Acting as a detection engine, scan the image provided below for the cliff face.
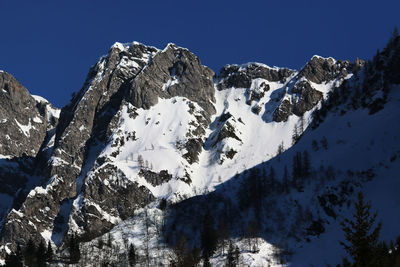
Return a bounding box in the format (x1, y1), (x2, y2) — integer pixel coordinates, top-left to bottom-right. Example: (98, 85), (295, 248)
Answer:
(0, 39), (372, 260)
(0, 71), (53, 158)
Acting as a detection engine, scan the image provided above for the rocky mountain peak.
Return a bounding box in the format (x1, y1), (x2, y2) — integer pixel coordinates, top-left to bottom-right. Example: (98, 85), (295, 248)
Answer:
(0, 41), (219, 251)
(125, 41), (216, 118)
(300, 55), (352, 84)
(217, 63), (294, 90)
(0, 71), (56, 158)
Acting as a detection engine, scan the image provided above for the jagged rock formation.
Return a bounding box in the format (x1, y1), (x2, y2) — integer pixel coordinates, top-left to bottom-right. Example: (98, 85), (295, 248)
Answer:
(217, 63), (293, 90)
(0, 71), (54, 158)
(0, 42), (217, 251)
(272, 56), (353, 122)
(300, 56), (352, 84)
(0, 38), (375, 262)
(0, 73), (60, 244)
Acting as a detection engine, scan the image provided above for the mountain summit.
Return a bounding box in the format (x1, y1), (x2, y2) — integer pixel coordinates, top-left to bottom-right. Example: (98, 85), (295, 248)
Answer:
(0, 33), (399, 266)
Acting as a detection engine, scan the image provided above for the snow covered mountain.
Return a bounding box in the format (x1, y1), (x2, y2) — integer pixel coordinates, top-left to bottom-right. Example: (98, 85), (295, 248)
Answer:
(0, 31), (398, 266)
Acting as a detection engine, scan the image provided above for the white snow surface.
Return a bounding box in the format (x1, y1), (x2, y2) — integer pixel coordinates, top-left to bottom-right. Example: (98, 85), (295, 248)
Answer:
(14, 118), (33, 137)
(32, 94), (50, 103)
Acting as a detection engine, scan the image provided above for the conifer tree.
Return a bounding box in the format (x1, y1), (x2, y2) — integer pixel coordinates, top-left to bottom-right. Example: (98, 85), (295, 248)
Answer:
(68, 233), (81, 263)
(292, 125), (299, 145)
(45, 241), (53, 263)
(203, 256), (212, 267)
(24, 238), (37, 267)
(340, 192), (382, 267)
(225, 241), (237, 267)
(302, 150), (311, 178)
(276, 141), (284, 157)
(128, 243), (136, 267)
(36, 240), (46, 267)
(218, 219), (229, 255)
(282, 166), (290, 193)
(201, 210), (218, 259)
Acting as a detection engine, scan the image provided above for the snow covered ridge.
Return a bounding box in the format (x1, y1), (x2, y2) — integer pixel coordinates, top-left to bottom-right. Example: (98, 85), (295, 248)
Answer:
(0, 39), (354, 255)
(1, 33), (399, 266)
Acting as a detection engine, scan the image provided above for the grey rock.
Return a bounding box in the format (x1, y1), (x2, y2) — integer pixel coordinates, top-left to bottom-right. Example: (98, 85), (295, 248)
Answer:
(273, 99), (293, 122)
(0, 42), (218, 250)
(125, 44), (216, 121)
(218, 63), (293, 90)
(183, 138), (203, 165)
(139, 169), (173, 187)
(272, 82), (323, 122)
(70, 164), (155, 241)
(0, 72), (49, 158)
(300, 56), (352, 84)
(291, 81), (323, 116)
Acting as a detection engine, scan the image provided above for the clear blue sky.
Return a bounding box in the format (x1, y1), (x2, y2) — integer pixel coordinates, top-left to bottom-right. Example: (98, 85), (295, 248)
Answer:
(0, 0), (399, 107)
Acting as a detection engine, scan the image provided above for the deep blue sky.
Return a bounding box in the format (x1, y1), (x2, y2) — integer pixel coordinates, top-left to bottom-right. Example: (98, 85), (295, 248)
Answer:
(0, 0), (399, 108)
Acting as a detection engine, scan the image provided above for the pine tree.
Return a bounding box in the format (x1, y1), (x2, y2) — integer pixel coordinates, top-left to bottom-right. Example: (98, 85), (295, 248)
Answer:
(292, 152), (304, 191)
(36, 240), (46, 267)
(320, 136), (328, 150)
(137, 154), (144, 168)
(276, 141), (284, 157)
(225, 241), (237, 267)
(299, 115), (305, 133)
(16, 245), (23, 266)
(203, 256), (212, 267)
(24, 238), (37, 267)
(234, 246), (240, 265)
(312, 139), (319, 151)
(340, 192), (382, 267)
(69, 233), (81, 263)
(45, 241), (53, 263)
(218, 220), (229, 255)
(282, 166), (290, 193)
(302, 150), (311, 178)
(201, 210), (218, 259)
(128, 243), (136, 267)
(292, 124), (299, 145)
(246, 221), (259, 253)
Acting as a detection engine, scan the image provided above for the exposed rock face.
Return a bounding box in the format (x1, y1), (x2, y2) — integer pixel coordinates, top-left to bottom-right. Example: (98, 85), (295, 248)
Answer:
(272, 82), (323, 123)
(291, 81), (323, 116)
(300, 56), (352, 84)
(0, 73), (60, 241)
(273, 99), (293, 122)
(0, 72), (49, 158)
(0, 42), (218, 250)
(139, 169), (173, 187)
(70, 164), (155, 241)
(271, 56), (353, 122)
(0, 43), (159, 249)
(218, 63), (293, 90)
(126, 43), (216, 120)
(0, 42), (361, 258)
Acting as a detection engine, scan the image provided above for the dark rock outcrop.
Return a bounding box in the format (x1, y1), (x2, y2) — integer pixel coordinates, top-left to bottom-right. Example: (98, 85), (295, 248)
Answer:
(291, 81), (323, 116)
(70, 164), (155, 241)
(273, 99), (293, 122)
(126, 43), (216, 120)
(139, 169), (173, 187)
(0, 72), (49, 158)
(0, 42), (218, 250)
(218, 63), (293, 90)
(300, 56), (352, 84)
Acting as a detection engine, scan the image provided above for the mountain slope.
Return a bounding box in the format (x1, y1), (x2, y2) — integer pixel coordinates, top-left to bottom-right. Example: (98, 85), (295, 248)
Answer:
(0, 32), (398, 266)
